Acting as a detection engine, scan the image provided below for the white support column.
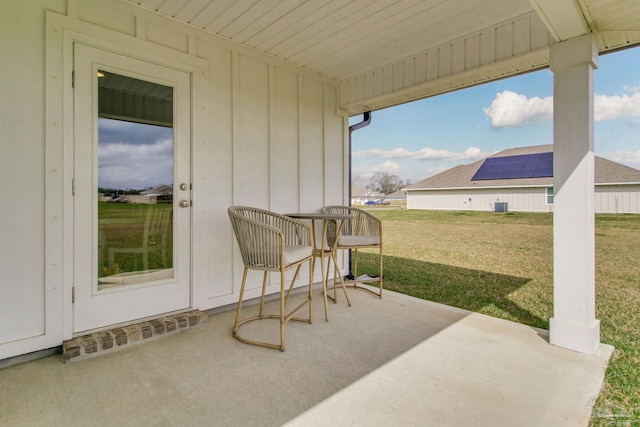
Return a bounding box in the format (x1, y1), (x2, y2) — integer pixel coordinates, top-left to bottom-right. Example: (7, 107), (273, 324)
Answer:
(549, 34), (600, 355)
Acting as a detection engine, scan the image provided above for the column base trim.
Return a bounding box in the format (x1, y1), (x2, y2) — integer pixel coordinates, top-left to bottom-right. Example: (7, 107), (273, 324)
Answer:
(549, 317), (601, 355)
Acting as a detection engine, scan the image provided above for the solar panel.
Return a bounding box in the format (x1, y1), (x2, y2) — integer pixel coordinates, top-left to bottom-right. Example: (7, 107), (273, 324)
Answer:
(471, 152), (553, 181)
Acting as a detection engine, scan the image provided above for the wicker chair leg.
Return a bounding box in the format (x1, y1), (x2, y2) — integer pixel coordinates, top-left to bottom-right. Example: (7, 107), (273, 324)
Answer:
(284, 264), (302, 303)
(378, 247), (383, 298)
(353, 248), (359, 289)
(279, 270), (286, 352)
(321, 256), (329, 321)
(233, 267), (250, 335)
(308, 257), (314, 323)
(330, 252), (351, 306)
(259, 271), (268, 317)
(346, 248), (383, 298)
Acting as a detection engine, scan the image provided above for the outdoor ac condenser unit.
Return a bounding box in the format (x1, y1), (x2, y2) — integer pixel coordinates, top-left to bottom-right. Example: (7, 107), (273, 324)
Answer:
(495, 202), (508, 213)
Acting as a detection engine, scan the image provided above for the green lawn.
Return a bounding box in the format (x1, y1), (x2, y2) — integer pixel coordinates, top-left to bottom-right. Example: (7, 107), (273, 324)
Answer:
(356, 209), (639, 425)
(98, 202), (173, 277)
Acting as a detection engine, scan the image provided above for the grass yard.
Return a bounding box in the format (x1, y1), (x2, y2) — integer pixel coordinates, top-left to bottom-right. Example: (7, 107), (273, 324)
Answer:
(356, 209), (639, 426)
(98, 202), (173, 277)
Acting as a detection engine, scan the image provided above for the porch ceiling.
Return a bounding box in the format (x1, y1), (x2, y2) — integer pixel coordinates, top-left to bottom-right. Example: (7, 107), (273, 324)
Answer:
(127, 0), (640, 113)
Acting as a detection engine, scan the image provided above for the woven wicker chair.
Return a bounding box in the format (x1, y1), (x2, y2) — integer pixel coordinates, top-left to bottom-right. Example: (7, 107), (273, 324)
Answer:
(321, 206), (383, 298)
(228, 206), (314, 351)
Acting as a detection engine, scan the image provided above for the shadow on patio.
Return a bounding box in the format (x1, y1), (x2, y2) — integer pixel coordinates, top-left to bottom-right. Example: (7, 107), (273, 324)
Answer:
(379, 254), (547, 328)
(0, 284), (611, 426)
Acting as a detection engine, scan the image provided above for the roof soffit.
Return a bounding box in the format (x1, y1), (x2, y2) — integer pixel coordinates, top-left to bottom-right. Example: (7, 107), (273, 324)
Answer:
(528, 0), (589, 41)
(123, 0), (640, 113)
(124, 0), (536, 81)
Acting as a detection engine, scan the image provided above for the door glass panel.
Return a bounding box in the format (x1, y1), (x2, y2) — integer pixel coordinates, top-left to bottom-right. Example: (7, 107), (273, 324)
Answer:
(97, 70), (174, 289)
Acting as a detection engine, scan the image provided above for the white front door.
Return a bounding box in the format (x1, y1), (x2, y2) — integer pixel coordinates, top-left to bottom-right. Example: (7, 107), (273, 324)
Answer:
(73, 43), (192, 333)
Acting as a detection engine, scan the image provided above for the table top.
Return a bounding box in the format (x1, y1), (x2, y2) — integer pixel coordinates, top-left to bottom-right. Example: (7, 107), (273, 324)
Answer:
(285, 212), (353, 220)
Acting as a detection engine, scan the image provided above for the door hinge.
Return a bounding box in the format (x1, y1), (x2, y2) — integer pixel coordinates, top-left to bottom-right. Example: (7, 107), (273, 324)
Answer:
(72, 178), (76, 196)
(72, 287), (75, 304)
(72, 70), (75, 88)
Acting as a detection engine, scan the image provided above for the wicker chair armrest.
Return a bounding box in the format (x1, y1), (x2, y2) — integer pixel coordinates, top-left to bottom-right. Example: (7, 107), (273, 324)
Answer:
(228, 214), (283, 269)
(228, 206), (312, 270)
(322, 205), (382, 239)
(358, 209), (382, 237)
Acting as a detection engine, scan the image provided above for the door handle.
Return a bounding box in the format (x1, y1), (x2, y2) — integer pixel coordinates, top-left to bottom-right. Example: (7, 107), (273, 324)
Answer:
(179, 200), (191, 208)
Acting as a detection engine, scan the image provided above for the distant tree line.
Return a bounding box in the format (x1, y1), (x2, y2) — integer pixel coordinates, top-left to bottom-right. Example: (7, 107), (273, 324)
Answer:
(98, 187), (144, 196)
(353, 172), (410, 195)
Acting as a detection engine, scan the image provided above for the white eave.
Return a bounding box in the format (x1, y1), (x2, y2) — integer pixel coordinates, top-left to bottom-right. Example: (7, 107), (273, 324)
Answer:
(404, 184), (553, 192)
(405, 181), (640, 192)
(126, 0), (640, 115)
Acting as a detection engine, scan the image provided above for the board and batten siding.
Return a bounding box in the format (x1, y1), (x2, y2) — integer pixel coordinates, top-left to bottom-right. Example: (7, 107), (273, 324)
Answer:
(407, 187), (553, 213)
(408, 185), (640, 213)
(595, 184), (640, 213)
(0, 0), (347, 360)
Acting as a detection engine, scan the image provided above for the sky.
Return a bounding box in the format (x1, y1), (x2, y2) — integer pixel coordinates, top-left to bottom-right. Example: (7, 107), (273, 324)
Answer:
(98, 118), (173, 190)
(351, 46), (640, 186)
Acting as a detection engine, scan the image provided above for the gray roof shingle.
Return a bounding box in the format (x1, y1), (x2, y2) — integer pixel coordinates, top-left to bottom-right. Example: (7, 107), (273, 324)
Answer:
(405, 145), (640, 190)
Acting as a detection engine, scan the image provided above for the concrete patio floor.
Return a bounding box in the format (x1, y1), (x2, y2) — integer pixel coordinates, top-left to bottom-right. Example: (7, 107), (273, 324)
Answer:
(0, 286), (613, 426)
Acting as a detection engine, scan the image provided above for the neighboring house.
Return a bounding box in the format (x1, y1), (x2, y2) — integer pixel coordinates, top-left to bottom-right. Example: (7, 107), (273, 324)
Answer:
(405, 145), (640, 213)
(385, 189), (408, 206)
(140, 185), (173, 203)
(350, 185), (368, 205)
(351, 186), (385, 205)
(140, 185), (173, 196)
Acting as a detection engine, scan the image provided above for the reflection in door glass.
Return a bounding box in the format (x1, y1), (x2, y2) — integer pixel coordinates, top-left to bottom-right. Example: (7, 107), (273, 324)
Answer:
(96, 70), (174, 289)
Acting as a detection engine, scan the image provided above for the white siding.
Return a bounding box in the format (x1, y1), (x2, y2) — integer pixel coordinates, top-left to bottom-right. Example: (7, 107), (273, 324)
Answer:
(234, 54), (270, 208)
(1, 0), (68, 352)
(595, 185), (640, 213)
(300, 77), (325, 211)
(0, 0), (347, 359)
(407, 187), (553, 213)
(408, 185), (640, 213)
(270, 66), (300, 214)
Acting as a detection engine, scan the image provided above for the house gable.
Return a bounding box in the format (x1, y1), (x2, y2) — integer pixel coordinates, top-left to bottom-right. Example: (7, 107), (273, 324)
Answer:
(406, 145), (640, 191)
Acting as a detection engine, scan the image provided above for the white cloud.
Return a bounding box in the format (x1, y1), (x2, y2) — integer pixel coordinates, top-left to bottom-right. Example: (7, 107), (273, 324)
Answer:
(413, 146), (485, 161)
(353, 146), (487, 162)
(352, 147), (414, 158)
(485, 89), (640, 128)
(352, 161), (401, 177)
(594, 92), (640, 121)
(365, 160), (400, 173)
(623, 84), (640, 93)
(483, 90), (552, 128)
(99, 138), (173, 189)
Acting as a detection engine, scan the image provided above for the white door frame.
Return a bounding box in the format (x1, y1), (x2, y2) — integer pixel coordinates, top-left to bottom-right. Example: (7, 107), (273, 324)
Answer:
(73, 43), (193, 333)
(48, 12), (208, 340)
